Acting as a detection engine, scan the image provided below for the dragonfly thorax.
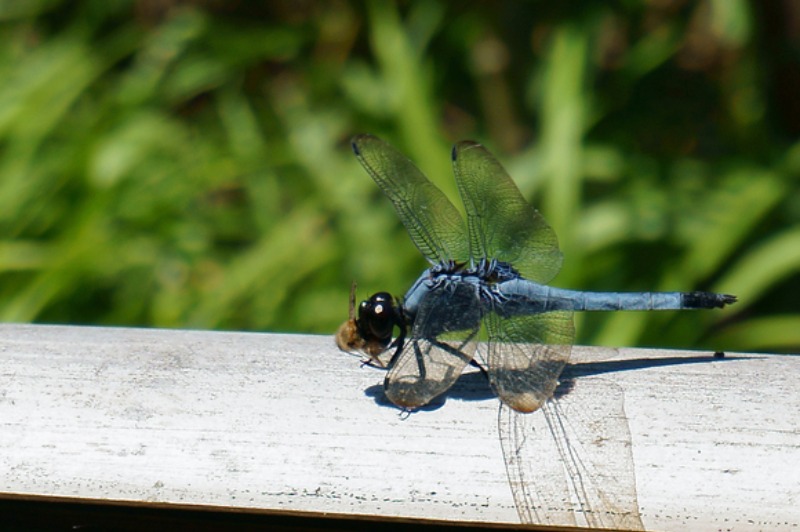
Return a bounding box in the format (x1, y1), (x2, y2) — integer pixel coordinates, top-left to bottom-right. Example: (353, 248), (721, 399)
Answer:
(402, 258), (521, 323)
(429, 258), (519, 281)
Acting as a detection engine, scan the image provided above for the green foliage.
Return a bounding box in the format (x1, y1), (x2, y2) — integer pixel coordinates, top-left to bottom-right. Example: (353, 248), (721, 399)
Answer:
(0, 1), (798, 353)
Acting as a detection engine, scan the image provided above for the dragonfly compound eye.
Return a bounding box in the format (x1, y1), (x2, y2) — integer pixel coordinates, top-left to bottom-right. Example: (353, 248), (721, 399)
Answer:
(357, 292), (400, 345)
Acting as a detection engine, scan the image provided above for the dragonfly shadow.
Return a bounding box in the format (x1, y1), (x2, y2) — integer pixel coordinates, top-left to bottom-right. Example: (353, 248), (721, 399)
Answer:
(552, 352), (757, 400)
(364, 370), (495, 412)
(563, 352), (757, 380)
(364, 353), (756, 411)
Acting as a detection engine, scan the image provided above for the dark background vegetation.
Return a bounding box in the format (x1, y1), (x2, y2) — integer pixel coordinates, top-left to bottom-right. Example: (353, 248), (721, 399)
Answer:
(1, 0), (798, 353)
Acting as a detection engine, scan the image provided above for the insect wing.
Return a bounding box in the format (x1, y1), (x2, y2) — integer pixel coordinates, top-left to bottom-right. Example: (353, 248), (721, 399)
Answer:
(485, 311), (574, 413)
(384, 280), (480, 410)
(498, 377), (643, 530)
(352, 135), (468, 265)
(452, 141), (562, 284)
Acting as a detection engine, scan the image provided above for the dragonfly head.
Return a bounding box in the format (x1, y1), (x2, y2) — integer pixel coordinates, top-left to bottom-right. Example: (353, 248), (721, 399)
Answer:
(335, 283), (406, 367)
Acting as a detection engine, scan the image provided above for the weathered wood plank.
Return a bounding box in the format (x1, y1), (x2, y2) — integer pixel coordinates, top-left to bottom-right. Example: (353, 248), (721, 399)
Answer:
(0, 324), (797, 530)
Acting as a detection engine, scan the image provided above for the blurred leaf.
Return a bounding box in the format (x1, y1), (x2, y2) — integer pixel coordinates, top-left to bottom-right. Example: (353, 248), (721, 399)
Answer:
(0, 240), (52, 270)
(89, 112), (186, 187)
(539, 24), (589, 285)
(623, 20), (681, 80)
(0, 37), (97, 140)
(678, 169), (784, 280)
(365, 0), (451, 200)
(710, 0), (751, 46)
(715, 226), (800, 308)
(185, 208), (334, 329)
(713, 315), (800, 353)
(0, 0), (60, 19)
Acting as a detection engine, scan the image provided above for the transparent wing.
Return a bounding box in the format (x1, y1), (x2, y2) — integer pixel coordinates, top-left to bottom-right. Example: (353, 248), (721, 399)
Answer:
(384, 281), (480, 409)
(452, 140), (562, 284)
(352, 135), (468, 265)
(498, 377), (643, 530)
(485, 311), (574, 413)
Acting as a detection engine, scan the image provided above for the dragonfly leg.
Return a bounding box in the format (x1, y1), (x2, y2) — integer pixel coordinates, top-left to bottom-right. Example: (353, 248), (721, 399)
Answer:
(359, 358), (386, 370)
(468, 358), (489, 378)
(427, 326), (486, 376)
(385, 326), (407, 370)
(428, 339), (475, 366)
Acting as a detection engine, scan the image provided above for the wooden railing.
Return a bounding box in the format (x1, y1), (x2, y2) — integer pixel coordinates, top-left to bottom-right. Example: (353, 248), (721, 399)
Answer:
(1, 324), (797, 530)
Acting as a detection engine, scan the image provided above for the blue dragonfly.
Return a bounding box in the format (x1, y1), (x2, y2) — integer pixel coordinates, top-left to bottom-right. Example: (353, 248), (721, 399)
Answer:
(336, 134), (736, 414)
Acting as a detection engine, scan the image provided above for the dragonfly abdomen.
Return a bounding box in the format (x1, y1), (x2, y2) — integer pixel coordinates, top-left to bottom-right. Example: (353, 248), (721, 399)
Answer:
(497, 279), (736, 314)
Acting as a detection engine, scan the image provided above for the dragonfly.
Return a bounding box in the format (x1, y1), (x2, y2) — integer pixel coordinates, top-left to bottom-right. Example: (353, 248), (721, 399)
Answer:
(335, 134), (736, 414)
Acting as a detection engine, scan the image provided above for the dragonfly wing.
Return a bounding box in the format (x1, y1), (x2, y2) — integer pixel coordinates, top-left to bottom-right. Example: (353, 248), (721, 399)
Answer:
(352, 134), (468, 265)
(499, 377), (643, 530)
(485, 311), (574, 413)
(499, 400), (575, 526)
(452, 140), (562, 284)
(384, 280), (480, 409)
